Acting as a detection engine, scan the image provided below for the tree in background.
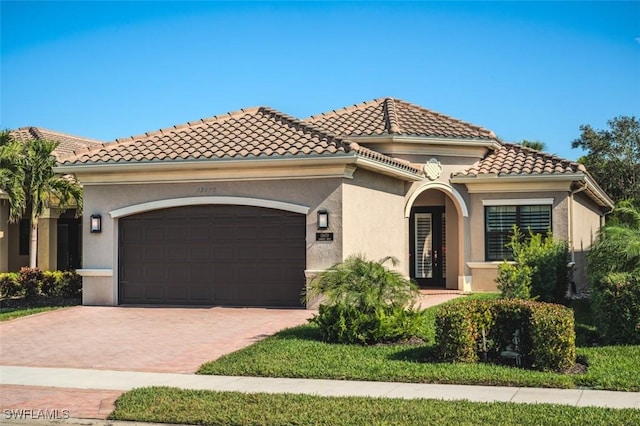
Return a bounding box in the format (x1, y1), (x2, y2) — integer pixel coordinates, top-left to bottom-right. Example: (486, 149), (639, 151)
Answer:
(22, 139), (83, 268)
(1, 133), (83, 268)
(571, 116), (640, 204)
(0, 131), (26, 222)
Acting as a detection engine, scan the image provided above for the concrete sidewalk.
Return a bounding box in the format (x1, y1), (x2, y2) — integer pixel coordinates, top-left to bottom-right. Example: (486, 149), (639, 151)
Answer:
(2, 366), (639, 411)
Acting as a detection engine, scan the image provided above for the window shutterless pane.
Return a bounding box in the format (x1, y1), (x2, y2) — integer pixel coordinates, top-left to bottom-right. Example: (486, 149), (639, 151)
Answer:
(485, 204), (552, 261)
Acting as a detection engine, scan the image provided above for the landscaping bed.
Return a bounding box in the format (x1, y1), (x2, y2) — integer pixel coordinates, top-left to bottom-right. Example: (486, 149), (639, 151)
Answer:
(198, 295), (640, 392)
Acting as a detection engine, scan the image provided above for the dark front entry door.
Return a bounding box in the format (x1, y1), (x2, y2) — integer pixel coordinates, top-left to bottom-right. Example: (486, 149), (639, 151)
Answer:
(410, 206), (445, 288)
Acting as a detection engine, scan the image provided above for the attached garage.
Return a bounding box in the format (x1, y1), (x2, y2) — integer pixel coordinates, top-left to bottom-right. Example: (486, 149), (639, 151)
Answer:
(118, 205), (306, 307)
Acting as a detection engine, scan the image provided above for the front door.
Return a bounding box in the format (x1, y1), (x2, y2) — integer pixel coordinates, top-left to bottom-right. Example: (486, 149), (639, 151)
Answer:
(410, 206), (445, 287)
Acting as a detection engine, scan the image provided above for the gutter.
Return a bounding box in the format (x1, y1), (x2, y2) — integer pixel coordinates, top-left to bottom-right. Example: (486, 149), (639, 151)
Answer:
(55, 152), (424, 182)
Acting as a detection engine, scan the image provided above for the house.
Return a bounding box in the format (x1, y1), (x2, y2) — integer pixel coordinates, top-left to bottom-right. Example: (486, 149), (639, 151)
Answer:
(53, 98), (613, 307)
(0, 127), (103, 273)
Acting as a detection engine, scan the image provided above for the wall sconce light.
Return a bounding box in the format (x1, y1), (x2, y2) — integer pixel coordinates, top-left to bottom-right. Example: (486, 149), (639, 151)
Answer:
(317, 209), (329, 230)
(90, 214), (102, 233)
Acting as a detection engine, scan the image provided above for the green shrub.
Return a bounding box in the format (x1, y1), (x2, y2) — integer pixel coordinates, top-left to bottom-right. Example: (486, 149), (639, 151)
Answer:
(435, 299), (576, 371)
(307, 254), (425, 344)
(496, 227), (570, 303)
(41, 270), (64, 297)
(60, 270), (82, 297)
(529, 302), (576, 371)
(18, 267), (43, 299)
(496, 261), (532, 299)
(590, 272), (640, 345)
(0, 272), (21, 298)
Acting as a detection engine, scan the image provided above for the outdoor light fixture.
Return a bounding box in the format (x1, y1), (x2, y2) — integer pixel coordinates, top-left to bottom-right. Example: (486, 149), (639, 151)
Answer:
(317, 209), (329, 230)
(90, 214), (102, 233)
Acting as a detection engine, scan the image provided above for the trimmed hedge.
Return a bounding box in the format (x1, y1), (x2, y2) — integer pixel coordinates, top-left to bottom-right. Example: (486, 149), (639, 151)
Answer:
(591, 272), (640, 345)
(435, 299), (575, 372)
(0, 268), (82, 299)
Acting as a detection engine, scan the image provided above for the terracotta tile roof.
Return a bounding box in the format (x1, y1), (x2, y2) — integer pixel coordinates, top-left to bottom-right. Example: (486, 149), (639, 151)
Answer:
(57, 107), (422, 175)
(453, 143), (587, 177)
(57, 107), (348, 165)
(305, 97), (498, 141)
(10, 127), (103, 159)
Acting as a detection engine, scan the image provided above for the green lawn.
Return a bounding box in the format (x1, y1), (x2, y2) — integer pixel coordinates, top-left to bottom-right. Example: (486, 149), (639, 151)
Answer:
(198, 294), (640, 392)
(109, 387), (640, 426)
(0, 305), (67, 321)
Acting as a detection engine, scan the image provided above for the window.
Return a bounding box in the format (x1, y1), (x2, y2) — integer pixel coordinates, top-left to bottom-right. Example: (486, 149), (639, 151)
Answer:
(485, 204), (551, 261)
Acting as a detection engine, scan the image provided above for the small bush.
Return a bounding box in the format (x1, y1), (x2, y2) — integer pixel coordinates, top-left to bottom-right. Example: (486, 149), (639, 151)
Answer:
(496, 261), (532, 299)
(307, 254), (425, 345)
(18, 267), (43, 299)
(60, 270), (82, 297)
(312, 303), (427, 345)
(41, 271), (65, 297)
(496, 227), (570, 303)
(435, 299), (576, 371)
(0, 273), (21, 298)
(590, 272), (640, 345)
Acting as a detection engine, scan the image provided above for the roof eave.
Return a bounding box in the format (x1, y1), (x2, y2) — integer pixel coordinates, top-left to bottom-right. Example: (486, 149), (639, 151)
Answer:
(349, 135), (502, 150)
(54, 154), (358, 175)
(450, 172), (615, 209)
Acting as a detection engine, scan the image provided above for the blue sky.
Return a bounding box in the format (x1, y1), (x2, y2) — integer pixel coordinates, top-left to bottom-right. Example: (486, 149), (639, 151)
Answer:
(1, 1), (638, 160)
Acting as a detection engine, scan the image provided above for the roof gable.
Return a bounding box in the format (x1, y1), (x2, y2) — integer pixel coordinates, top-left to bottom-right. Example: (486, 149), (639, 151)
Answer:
(305, 97), (498, 141)
(10, 127), (103, 159)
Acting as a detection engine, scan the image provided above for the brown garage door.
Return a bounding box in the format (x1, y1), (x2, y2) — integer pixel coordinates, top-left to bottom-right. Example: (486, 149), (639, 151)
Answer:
(118, 205), (306, 307)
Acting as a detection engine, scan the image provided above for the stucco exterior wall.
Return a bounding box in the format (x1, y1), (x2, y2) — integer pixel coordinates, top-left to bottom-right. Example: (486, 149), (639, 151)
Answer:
(80, 178), (344, 305)
(341, 169), (407, 274)
(466, 190), (570, 291)
(571, 192), (604, 292)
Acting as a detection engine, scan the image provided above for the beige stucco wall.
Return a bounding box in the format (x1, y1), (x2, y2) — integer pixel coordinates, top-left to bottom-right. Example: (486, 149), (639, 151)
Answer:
(571, 192), (604, 292)
(80, 178), (345, 305)
(341, 169), (407, 273)
(466, 190), (570, 291)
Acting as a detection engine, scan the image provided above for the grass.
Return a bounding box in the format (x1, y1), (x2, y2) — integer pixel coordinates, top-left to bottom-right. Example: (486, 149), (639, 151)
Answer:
(198, 294), (640, 392)
(109, 387), (640, 426)
(0, 305), (67, 321)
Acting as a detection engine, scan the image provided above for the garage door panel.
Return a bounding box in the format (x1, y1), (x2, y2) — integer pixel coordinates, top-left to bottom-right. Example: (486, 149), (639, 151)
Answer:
(119, 204), (305, 306)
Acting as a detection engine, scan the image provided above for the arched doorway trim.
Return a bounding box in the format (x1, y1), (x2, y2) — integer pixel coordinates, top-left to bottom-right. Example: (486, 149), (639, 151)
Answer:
(110, 196), (310, 218)
(404, 182), (469, 218)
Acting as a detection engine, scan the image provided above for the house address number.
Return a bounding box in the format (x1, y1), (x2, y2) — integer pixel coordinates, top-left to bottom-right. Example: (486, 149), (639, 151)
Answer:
(316, 232), (334, 242)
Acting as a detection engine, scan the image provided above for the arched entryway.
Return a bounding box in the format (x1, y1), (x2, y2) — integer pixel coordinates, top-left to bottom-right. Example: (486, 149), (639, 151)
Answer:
(405, 183), (468, 290)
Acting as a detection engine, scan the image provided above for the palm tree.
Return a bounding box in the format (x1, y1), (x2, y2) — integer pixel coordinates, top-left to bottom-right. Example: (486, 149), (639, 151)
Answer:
(0, 130), (26, 222)
(519, 140), (547, 152)
(21, 138), (83, 268)
(587, 200), (640, 283)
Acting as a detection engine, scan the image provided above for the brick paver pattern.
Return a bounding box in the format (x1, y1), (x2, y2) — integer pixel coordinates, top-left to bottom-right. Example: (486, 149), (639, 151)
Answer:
(1, 305), (314, 419)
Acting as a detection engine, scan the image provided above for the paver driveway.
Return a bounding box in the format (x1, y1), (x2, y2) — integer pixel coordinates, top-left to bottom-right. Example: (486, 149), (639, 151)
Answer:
(0, 305), (314, 373)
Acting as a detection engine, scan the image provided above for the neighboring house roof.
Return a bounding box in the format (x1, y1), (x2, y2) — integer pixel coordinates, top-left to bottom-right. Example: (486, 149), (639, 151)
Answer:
(10, 127), (104, 158)
(56, 106), (423, 176)
(305, 97), (499, 141)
